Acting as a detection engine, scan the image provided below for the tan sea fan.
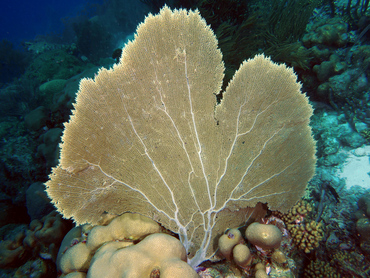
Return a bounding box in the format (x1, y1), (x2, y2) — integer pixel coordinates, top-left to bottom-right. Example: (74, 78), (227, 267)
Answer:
(46, 6), (316, 267)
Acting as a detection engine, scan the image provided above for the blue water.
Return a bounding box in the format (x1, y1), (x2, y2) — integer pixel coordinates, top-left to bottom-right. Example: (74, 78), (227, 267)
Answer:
(0, 0), (103, 46)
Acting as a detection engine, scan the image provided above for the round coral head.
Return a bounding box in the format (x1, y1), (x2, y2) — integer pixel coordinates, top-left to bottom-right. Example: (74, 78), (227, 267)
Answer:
(245, 222), (282, 250)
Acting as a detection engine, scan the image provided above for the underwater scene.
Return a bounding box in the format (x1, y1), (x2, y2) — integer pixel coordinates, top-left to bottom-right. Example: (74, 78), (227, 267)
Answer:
(0, 0), (370, 277)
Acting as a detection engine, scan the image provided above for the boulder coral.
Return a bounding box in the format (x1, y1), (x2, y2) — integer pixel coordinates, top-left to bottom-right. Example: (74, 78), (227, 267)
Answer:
(36, 128), (63, 168)
(217, 228), (244, 261)
(24, 106), (48, 131)
(232, 243), (252, 269)
(39, 79), (67, 96)
(57, 213), (198, 277)
(245, 222), (282, 250)
(87, 233), (198, 278)
(23, 211), (71, 261)
(217, 228), (254, 269)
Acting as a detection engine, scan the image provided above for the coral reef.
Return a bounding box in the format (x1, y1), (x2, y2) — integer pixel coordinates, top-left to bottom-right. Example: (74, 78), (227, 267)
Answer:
(23, 41), (77, 56)
(46, 6), (316, 267)
(14, 258), (52, 278)
(0, 231), (28, 268)
(1, 0), (370, 277)
(331, 250), (370, 277)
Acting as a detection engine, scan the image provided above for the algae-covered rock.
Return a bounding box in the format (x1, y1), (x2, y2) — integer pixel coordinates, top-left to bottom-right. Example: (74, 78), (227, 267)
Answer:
(36, 128), (63, 168)
(24, 49), (86, 84)
(39, 79), (67, 95)
(303, 17), (348, 48)
(24, 106), (48, 131)
(356, 218), (370, 243)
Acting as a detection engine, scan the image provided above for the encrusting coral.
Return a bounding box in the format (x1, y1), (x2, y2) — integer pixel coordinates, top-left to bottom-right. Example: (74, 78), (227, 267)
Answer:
(46, 5), (316, 267)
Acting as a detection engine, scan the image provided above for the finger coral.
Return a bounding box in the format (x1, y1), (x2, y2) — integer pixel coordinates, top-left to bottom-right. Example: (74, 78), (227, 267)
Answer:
(46, 6), (316, 267)
(290, 220), (324, 253)
(304, 260), (341, 278)
(275, 200), (323, 253)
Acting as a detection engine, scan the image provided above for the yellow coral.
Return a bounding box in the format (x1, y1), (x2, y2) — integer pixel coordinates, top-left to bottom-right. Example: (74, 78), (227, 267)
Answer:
(57, 213), (198, 277)
(245, 222), (282, 250)
(304, 260), (341, 278)
(277, 200), (323, 253)
(218, 228), (243, 261)
(291, 221), (324, 253)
